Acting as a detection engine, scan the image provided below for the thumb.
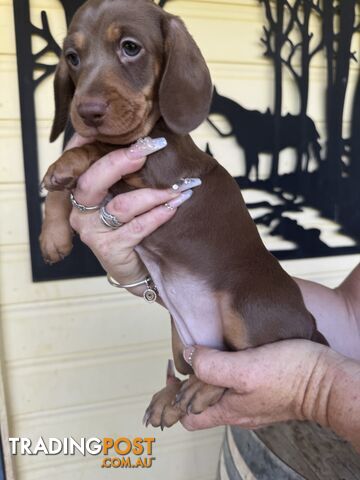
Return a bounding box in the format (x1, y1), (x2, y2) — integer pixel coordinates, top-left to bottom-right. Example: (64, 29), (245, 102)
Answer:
(183, 345), (246, 389)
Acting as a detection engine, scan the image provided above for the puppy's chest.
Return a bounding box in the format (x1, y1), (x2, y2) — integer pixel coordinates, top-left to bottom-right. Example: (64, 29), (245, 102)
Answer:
(135, 244), (225, 349)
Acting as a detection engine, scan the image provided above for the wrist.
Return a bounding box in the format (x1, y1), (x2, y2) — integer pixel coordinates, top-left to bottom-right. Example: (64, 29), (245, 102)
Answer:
(106, 268), (161, 304)
(106, 259), (148, 287)
(324, 356), (360, 449)
(294, 346), (339, 425)
(296, 346), (357, 429)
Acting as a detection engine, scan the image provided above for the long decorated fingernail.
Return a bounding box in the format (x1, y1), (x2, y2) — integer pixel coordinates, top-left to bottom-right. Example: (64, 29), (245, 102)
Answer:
(128, 137), (167, 159)
(164, 189), (193, 210)
(171, 178), (202, 192)
(183, 346), (196, 366)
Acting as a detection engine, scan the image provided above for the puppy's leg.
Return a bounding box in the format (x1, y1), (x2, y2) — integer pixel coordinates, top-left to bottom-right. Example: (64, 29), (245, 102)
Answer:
(42, 143), (110, 191)
(170, 317), (193, 376)
(144, 319), (186, 429)
(144, 318), (225, 428)
(39, 191), (73, 263)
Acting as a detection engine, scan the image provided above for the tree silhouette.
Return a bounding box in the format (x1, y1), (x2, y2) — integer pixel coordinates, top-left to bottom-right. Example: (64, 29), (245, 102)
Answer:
(260, 1), (326, 177)
(289, 1), (323, 173)
(323, 0), (357, 217)
(260, 0), (296, 182)
(31, 11), (61, 86)
(57, 0), (85, 24)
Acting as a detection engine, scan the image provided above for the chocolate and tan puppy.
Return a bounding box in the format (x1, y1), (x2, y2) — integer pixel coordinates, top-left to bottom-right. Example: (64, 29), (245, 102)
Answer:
(40, 0), (327, 429)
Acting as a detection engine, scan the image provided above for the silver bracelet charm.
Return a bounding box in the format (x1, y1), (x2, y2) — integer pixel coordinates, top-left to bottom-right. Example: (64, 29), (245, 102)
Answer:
(107, 274), (158, 303)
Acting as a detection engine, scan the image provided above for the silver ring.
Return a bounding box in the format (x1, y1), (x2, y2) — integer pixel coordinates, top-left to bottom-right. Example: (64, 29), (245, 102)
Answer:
(70, 193), (102, 213)
(100, 205), (123, 229)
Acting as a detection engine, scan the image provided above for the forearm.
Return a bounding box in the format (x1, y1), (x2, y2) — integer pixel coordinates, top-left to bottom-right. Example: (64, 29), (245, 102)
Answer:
(295, 276), (360, 361)
(337, 262), (360, 315)
(301, 349), (360, 453)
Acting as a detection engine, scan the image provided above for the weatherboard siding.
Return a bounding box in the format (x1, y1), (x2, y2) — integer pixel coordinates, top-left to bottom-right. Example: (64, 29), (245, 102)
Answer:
(0, 1), (359, 479)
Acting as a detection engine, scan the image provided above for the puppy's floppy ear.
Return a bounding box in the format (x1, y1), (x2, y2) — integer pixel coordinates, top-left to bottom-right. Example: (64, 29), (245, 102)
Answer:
(159, 15), (213, 134)
(50, 56), (75, 142)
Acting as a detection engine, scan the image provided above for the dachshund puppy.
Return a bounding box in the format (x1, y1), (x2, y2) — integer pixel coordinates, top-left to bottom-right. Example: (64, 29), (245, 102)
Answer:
(40, 0), (327, 429)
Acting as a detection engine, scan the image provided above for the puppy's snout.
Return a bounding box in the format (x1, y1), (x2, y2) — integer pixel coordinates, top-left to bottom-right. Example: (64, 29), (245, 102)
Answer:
(78, 100), (108, 127)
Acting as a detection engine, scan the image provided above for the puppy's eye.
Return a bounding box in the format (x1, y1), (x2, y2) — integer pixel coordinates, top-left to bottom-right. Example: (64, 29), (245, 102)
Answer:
(121, 40), (142, 57)
(66, 51), (80, 67)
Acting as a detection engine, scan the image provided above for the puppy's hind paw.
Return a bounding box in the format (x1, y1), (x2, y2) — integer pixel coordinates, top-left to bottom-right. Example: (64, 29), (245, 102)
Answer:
(144, 378), (183, 430)
(172, 376), (225, 415)
(39, 222), (74, 264)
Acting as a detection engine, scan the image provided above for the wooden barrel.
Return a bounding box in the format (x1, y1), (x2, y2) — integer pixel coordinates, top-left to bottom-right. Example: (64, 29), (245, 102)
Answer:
(218, 421), (360, 479)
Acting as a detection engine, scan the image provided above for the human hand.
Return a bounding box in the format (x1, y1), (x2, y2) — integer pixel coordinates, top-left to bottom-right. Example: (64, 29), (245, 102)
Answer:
(180, 340), (340, 431)
(68, 134), (199, 293)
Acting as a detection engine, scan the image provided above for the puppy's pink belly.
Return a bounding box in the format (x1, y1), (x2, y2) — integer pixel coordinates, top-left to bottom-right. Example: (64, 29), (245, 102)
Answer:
(136, 246), (225, 349)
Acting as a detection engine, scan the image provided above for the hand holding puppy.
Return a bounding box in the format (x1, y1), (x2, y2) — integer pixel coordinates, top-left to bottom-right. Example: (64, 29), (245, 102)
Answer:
(64, 135), (197, 293)
(180, 340), (360, 453)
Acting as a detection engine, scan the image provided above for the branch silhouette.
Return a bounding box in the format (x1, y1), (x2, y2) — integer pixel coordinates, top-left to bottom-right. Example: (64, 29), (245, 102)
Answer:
(31, 10), (61, 87)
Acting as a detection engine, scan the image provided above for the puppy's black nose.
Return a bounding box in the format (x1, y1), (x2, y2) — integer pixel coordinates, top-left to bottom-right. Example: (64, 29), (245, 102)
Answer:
(78, 101), (108, 127)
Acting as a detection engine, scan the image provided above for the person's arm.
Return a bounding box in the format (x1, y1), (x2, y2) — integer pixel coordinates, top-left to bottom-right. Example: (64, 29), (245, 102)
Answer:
(294, 262), (360, 361)
(180, 341), (360, 453)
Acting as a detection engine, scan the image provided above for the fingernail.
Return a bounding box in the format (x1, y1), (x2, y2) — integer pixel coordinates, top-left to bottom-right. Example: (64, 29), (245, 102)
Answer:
(183, 346), (196, 366)
(171, 178), (202, 192)
(128, 137), (167, 159)
(164, 189), (193, 211)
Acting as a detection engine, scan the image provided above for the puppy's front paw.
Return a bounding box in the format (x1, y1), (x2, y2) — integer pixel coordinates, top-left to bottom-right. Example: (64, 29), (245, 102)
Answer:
(42, 161), (78, 191)
(172, 376), (225, 415)
(39, 220), (74, 264)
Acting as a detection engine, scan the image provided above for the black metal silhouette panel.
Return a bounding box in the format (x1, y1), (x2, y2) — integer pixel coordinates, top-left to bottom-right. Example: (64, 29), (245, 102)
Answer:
(208, 0), (360, 260)
(13, 0), (360, 282)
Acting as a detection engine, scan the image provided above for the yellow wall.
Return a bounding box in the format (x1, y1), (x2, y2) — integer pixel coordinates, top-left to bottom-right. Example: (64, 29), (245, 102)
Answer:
(0, 1), (359, 479)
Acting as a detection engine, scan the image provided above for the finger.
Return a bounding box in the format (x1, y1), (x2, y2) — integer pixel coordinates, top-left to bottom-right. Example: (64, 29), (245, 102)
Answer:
(70, 180), (194, 238)
(69, 188), (176, 235)
(183, 346), (257, 390)
(74, 137), (167, 206)
(115, 204), (178, 248)
(106, 182), (198, 224)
